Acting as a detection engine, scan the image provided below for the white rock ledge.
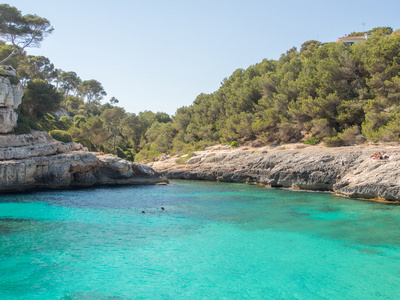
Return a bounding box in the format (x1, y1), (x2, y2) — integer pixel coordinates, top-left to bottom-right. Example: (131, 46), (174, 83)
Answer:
(0, 132), (167, 192)
(150, 144), (400, 202)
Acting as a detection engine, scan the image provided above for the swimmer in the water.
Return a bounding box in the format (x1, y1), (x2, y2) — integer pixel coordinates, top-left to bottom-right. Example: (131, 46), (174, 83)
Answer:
(161, 207), (165, 211)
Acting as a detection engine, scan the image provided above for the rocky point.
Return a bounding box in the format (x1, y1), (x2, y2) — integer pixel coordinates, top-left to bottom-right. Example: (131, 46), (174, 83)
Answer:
(0, 66), (167, 192)
(149, 143), (400, 202)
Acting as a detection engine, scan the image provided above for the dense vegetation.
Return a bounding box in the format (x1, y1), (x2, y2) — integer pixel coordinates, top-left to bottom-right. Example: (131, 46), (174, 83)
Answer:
(135, 26), (400, 158)
(2, 6), (400, 162)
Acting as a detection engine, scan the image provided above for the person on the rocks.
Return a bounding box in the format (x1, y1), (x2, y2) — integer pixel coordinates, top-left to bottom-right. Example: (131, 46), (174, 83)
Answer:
(371, 152), (389, 160)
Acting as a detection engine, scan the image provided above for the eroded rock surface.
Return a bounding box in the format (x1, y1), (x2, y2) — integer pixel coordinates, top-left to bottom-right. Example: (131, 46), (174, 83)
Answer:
(0, 66), (23, 134)
(150, 144), (400, 201)
(0, 131), (167, 192)
(0, 131), (84, 160)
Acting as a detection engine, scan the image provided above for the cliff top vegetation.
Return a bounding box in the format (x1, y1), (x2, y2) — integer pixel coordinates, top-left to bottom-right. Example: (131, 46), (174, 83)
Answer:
(2, 5), (400, 162)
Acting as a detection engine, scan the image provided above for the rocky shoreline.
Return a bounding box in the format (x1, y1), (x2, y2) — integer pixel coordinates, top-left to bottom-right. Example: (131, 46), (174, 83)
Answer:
(1, 65), (399, 200)
(149, 143), (400, 202)
(0, 131), (167, 193)
(0, 67), (166, 193)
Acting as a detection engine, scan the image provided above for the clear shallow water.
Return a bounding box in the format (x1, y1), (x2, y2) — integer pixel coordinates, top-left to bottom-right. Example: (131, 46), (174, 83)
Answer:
(0, 181), (399, 299)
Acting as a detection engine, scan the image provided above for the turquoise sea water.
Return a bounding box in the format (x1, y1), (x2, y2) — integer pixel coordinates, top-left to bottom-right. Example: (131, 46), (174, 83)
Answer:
(0, 180), (399, 299)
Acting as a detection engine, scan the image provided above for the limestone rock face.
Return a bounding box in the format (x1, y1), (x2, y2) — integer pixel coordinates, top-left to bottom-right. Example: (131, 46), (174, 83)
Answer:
(0, 66), (23, 133)
(0, 131), (167, 192)
(150, 144), (400, 202)
(0, 152), (167, 192)
(333, 153), (400, 201)
(0, 131), (84, 160)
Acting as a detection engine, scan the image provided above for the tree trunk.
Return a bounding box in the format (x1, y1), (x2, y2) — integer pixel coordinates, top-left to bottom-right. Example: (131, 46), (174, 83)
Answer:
(113, 132), (116, 152)
(0, 47), (18, 65)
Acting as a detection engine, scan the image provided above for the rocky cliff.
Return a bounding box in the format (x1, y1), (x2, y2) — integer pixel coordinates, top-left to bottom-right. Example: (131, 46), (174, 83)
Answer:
(0, 131), (167, 192)
(149, 144), (400, 202)
(0, 65), (166, 192)
(0, 66), (23, 133)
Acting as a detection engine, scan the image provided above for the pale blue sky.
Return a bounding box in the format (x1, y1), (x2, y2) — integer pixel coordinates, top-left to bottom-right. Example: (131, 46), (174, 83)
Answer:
(8, 0), (400, 115)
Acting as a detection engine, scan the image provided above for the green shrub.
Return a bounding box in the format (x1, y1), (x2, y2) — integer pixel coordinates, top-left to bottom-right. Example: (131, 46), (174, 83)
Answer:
(124, 151), (135, 162)
(37, 114), (58, 132)
(14, 122), (31, 134)
(14, 109), (43, 134)
(57, 116), (73, 130)
(175, 157), (186, 164)
(49, 130), (73, 143)
(29, 120), (42, 130)
(303, 136), (320, 145)
(230, 141), (239, 147)
(9, 76), (19, 85)
(14, 110), (31, 134)
(116, 147), (126, 159)
(73, 115), (87, 128)
(185, 151), (196, 160)
(175, 151), (196, 164)
(323, 136), (344, 147)
(134, 148), (163, 162)
(338, 125), (366, 145)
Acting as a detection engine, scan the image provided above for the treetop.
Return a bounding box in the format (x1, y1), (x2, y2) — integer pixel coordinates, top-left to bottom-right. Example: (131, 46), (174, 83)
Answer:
(0, 4), (53, 64)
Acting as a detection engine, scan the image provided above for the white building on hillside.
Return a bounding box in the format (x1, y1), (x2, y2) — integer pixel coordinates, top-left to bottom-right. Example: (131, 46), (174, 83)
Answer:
(337, 33), (369, 45)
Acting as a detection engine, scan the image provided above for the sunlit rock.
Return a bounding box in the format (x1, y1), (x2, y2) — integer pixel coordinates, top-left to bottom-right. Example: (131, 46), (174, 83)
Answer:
(0, 66), (23, 134)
